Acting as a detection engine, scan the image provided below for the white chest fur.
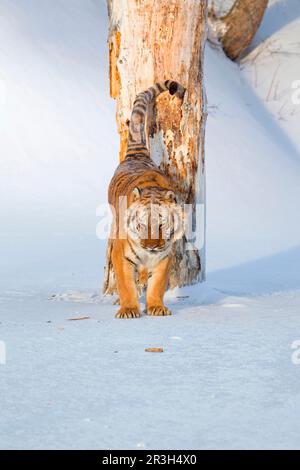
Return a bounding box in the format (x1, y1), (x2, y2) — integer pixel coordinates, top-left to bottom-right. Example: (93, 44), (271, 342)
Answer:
(126, 240), (171, 270)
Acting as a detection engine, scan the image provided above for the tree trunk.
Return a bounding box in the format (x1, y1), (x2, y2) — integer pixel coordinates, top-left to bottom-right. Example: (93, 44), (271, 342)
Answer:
(209, 0), (268, 60)
(104, 0), (207, 295)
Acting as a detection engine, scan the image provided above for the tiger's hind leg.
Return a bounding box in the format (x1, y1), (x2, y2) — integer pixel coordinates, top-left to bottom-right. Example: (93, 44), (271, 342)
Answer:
(112, 242), (141, 319)
(146, 256), (172, 316)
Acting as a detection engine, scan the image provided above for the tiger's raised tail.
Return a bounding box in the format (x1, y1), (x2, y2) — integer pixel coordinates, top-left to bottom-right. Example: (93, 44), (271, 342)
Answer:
(125, 80), (185, 159)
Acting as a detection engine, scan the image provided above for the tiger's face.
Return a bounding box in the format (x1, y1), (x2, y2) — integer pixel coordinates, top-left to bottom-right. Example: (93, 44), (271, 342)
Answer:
(126, 187), (184, 252)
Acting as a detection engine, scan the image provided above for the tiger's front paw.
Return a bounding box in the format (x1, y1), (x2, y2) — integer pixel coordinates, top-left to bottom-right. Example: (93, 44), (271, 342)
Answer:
(116, 307), (141, 319)
(147, 305), (172, 316)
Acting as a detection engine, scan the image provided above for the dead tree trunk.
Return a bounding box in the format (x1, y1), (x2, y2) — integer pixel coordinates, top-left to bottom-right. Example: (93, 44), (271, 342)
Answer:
(104, 0), (207, 295)
(209, 0), (268, 60)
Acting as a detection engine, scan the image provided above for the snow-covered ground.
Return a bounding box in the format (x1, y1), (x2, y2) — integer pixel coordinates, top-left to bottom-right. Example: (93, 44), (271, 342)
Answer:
(1, 0), (300, 449)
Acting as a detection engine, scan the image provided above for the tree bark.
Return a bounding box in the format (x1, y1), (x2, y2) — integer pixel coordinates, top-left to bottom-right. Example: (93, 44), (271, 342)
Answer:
(209, 0), (268, 60)
(104, 0), (207, 295)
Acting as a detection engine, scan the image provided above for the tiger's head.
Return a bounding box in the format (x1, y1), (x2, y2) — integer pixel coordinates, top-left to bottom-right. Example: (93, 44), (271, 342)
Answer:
(126, 186), (184, 252)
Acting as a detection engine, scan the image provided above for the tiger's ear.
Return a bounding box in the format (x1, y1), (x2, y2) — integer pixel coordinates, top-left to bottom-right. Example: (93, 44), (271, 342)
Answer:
(132, 187), (141, 201)
(166, 190), (176, 202)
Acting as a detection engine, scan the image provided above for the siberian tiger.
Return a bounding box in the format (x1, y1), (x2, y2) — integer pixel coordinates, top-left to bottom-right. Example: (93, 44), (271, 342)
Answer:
(108, 80), (185, 318)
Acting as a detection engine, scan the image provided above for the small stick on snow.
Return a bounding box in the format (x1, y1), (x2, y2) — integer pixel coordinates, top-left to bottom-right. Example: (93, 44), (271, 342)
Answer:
(68, 316), (91, 321)
(145, 347), (164, 353)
